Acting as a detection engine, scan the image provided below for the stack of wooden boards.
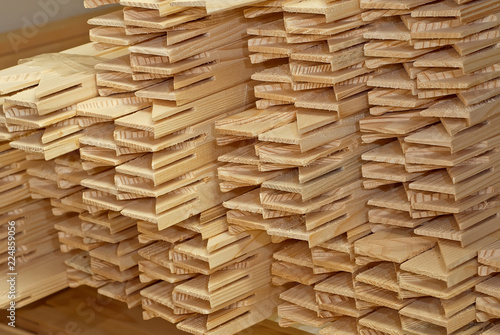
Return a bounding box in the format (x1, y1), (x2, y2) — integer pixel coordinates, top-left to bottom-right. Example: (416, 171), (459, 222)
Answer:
(1, 0), (500, 334)
(0, 142), (67, 308)
(0, 50), (104, 308)
(213, 0), (383, 332)
(212, 0), (500, 334)
(357, 0), (500, 333)
(75, 0), (288, 333)
(1, 45), (141, 303)
(0, 2), (287, 335)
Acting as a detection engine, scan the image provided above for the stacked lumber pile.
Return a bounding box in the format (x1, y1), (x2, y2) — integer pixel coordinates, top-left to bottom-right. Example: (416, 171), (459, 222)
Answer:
(80, 1), (291, 333)
(210, 0), (500, 334)
(0, 141), (66, 308)
(1, 0), (500, 334)
(213, 0), (386, 333)
(71, 92), (151, 302)
(63, 6), (159, 305)
(357, 0), (500, 333)
(2, 45), (138, 299)
(0, 47), (117, 307)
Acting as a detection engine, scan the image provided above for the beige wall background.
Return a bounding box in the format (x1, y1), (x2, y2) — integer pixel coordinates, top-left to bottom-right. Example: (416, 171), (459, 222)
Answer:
(0, 1), (118, 68)
(0, 0), (104, 33)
